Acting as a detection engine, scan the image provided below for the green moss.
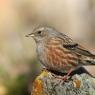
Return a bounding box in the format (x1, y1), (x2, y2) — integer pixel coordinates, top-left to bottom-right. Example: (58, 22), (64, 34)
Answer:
(6, 74), (29, 95)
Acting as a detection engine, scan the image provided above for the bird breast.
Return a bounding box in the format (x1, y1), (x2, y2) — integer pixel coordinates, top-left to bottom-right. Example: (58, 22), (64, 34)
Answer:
(46, 39), (78, 72)
(36, 38), (78, 73)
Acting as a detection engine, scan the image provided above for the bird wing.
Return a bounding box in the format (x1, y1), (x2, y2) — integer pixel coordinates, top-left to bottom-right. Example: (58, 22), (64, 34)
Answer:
(57, 33), (95, 58)
(63, 43), (95, 57)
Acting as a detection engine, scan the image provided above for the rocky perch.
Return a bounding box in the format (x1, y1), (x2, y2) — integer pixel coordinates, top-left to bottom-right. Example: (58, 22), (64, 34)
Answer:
(31, 68), (95, 95)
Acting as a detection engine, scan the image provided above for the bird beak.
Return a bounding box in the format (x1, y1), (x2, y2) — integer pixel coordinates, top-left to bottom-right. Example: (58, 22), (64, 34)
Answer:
(25, 33), (35, 37)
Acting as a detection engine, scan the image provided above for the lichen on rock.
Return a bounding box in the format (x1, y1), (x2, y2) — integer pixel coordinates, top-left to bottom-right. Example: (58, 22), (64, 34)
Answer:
(32, 69), (95, 95)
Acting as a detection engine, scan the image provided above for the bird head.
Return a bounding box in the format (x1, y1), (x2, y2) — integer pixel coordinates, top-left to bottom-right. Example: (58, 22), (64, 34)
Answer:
(25, 26), (58, 43)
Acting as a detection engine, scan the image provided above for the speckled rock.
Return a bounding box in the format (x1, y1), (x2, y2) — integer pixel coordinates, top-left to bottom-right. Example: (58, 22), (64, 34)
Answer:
(32, 70), (95, 95)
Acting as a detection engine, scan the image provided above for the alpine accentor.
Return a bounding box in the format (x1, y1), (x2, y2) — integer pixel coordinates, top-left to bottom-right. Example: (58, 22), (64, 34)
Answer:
(26, 26), (95, 78)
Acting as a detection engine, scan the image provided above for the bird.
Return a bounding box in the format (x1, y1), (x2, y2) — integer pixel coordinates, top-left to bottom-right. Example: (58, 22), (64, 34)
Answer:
(26, 26), (95, 81)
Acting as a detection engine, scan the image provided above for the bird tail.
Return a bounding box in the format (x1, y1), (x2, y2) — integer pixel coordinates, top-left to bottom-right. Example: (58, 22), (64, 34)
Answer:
(87, 54), (95, 65)
(85, 59), (95, 65)
(91, 54), (95, 59)
(80, 55), (95, 65)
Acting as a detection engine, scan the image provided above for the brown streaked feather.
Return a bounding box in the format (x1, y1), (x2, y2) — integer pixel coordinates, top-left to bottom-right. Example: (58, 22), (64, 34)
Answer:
(61, 36), (95, 58)
(76, 45), (95, 58)
(55, 32), (95, 58)
(66, 54), (78, 60)
(67, 60), (77, 66)
(45, 40), (78, 72)
(56, 33), (95, 65)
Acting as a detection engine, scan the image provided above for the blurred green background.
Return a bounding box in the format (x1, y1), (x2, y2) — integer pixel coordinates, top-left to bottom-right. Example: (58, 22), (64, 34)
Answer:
(0, 0), (95, 95)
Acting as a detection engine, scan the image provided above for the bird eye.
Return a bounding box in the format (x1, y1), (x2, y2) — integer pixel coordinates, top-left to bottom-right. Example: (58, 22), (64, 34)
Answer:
(37, 31), (42, 34)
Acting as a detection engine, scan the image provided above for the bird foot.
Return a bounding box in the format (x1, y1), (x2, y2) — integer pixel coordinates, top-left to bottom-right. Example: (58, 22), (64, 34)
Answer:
(62, 75), (70, 82)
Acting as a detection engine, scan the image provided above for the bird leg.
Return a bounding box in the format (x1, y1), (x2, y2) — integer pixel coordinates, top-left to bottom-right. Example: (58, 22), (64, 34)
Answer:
(63, 69), (73, 82)
(42, 68), (73, 82)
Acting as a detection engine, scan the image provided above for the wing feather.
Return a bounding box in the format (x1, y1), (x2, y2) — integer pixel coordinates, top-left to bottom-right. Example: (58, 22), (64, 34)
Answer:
(56, 32), (95, 58)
